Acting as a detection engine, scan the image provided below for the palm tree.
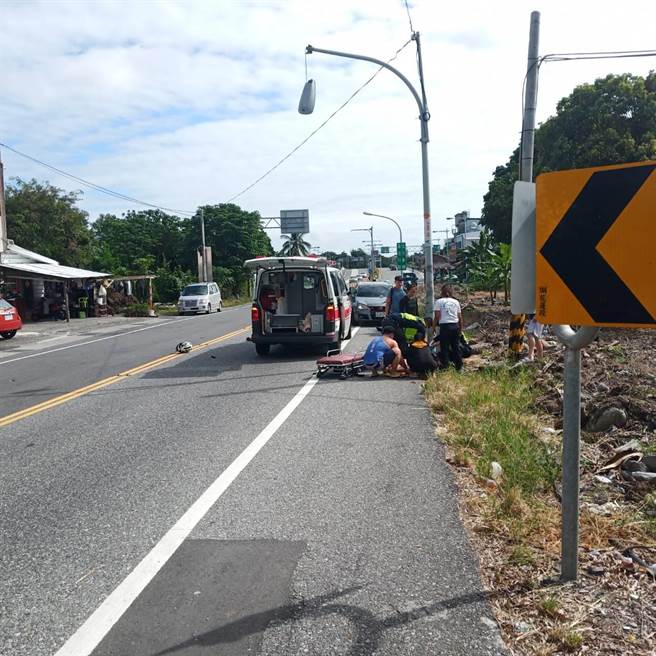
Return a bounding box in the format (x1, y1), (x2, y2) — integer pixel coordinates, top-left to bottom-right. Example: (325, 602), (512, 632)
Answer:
(280, 233), (311, 256)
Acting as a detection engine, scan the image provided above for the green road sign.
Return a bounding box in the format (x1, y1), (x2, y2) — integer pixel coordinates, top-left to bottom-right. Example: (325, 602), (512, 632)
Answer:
(381, 246), (390, 254)
(396, 241), (407, 269)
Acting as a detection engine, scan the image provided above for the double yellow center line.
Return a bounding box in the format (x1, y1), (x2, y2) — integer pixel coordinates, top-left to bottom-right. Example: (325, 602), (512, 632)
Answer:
(0, 326), (249, 428)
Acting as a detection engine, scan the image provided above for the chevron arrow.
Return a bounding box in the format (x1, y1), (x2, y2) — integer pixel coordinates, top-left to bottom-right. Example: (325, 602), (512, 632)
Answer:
(540, 164), (656, 324)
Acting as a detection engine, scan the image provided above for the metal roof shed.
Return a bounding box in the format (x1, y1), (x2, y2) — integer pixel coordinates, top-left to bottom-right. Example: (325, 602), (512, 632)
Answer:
(0, 242), (110, 321)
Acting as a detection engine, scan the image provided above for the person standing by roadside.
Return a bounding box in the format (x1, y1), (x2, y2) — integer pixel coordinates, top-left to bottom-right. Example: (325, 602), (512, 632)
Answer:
(525, 314), (544, 361)
(434, 284), (463, 371)
(399, 282), (419, 315)
(385, 275), (406, 316)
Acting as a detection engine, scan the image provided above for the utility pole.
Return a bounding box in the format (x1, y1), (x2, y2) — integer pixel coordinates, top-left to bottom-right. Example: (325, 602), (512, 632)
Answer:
(509, 12), (541, 356)
(199, 208), (208, 283)
(0, 148), (7, 254)
(368, 227), (375, 276)
(520, 12), (540, 183)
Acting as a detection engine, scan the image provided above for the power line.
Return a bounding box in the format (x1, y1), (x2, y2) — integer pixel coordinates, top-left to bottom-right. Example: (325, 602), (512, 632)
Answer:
(1, 38), (415, 215)
(0, 141), (195, 216)
(518, 48), (656, 169)
(226, 38), (413, 203)
(404, 0), (414, 34)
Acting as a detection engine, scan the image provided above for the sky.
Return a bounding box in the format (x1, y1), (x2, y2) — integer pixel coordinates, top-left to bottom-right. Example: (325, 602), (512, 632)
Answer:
(2, 0), (656, 255)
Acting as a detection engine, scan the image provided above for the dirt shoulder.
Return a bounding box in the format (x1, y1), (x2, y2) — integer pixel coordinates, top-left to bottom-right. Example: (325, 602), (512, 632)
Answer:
(425, 299), (655, 655)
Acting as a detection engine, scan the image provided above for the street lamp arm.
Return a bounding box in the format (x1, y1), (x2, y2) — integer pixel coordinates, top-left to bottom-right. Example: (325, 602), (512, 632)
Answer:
(306, 45), (428, 126)
(363, 211), (403, 243)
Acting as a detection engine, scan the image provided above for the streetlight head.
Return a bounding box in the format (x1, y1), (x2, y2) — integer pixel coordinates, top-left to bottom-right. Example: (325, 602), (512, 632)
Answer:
(298, 79), (316, 114)
(362, 211), (372, 216)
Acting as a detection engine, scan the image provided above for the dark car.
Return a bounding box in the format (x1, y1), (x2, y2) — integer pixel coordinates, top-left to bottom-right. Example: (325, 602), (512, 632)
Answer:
(352, 282), (391, 324)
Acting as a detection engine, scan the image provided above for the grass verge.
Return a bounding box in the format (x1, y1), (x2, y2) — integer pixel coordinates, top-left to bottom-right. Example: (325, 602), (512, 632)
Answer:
(424, 363), (656, 655)
(424, 366), (556, 496)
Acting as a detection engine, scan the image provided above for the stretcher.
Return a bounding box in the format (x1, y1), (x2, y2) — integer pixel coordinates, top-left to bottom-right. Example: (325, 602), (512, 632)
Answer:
(315, 350), (365, 379)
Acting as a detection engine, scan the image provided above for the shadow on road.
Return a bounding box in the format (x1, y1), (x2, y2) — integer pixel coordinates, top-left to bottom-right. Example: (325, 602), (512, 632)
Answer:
(150, 584), (508, 656)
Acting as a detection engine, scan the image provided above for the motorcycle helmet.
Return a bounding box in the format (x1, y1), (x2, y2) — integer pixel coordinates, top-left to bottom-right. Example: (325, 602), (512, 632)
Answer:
(176, 341), (193, 353)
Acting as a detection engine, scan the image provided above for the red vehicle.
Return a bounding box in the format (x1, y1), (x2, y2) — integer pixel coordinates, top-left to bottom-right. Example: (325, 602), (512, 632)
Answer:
(0, 298), (23, 339)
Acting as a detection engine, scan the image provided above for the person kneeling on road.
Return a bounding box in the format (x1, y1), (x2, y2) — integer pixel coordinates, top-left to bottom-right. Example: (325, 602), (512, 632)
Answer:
(405, 338), (438, 377)
(363, 326), (406, 377)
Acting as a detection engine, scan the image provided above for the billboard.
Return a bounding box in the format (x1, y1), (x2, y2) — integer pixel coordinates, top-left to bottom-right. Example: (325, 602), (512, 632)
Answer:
(280, 209), (309, 234)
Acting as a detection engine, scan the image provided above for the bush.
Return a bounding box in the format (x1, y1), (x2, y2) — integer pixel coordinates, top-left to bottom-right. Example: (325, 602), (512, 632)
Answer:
(124, 302), (151, 317)
(153, 267), (195, 303)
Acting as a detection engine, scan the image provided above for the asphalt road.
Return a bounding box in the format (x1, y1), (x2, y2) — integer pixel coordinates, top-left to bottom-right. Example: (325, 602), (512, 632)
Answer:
(1, 312), (506, 655)
(0, 307), (249, 418)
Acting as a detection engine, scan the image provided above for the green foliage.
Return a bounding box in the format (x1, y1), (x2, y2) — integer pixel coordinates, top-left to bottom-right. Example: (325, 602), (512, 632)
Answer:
(5, 178), (93, 266)
(153, 267), (194, 303)
(181, 204), (273, 293)
(425, 366), (557, 495)
(482, 72), (656, 242)
(458, 229), (512, 303)
(124, 302), (150, 317)
(91, 210), (184, 273)
(280, 233), (311, 256)
(6, 178), (272, 300)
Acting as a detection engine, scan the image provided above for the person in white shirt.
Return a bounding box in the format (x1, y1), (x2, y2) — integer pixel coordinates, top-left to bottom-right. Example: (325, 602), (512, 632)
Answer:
(434, 284), (464, 371)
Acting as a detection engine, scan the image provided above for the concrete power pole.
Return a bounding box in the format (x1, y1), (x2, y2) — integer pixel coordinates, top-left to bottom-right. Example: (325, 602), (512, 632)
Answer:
(520, 11), (541, 183)
(509, 11), (541, 356)
(0, 150), (7, 254)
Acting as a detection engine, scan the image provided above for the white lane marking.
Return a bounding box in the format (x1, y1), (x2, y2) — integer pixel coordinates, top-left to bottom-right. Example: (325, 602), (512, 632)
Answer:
(0, 306), (246, 366)
(54, 327), (359, 656)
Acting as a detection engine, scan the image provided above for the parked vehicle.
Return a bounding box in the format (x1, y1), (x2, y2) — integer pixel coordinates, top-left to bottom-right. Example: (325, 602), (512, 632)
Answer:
(352, 282), (391, 325)
(245, 256), (352, 356)
(31, 298), (67, 321)
(0, 298), (23, 339)
(178, 282), (222, 315)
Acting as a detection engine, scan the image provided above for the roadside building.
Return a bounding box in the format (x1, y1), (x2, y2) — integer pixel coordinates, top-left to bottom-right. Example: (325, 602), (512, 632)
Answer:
(0, 241), (109, 321)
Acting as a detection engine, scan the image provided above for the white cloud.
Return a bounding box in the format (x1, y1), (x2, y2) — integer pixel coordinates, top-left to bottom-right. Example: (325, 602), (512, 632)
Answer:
(2, 0), (656, 254)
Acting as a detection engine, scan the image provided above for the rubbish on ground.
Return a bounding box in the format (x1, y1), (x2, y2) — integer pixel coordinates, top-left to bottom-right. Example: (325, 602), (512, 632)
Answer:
(489, 461), (503, 481)
(176, 341), (192, 353)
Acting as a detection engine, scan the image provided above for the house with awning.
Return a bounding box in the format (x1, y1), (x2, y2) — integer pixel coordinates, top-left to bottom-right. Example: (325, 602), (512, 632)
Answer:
(0, 241), (110, 321)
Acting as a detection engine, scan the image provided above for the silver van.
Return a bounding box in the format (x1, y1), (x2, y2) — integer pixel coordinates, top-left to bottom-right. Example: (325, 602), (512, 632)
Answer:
(245, 256), (352, 356)
(178, 282), (222, 315)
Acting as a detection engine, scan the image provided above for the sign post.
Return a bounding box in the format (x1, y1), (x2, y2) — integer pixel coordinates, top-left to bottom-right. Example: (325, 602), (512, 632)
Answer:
(535, 160), (656, 580)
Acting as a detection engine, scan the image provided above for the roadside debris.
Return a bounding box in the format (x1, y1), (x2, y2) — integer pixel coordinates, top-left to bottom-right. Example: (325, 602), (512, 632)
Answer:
(175, 341), (192, 353)
(430, 297), (656, 656)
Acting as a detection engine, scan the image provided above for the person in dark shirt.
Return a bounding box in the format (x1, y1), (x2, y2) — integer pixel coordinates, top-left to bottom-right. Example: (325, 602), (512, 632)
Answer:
(399, 282), (419, 315)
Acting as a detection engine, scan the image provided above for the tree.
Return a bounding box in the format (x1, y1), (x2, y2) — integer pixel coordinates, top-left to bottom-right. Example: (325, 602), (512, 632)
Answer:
(91, 210), (183, 274)
(5, 178), (93, 266)
(180, 203), (273, 295)
(481, 72), (656, 242)
(280, 233), (311, 256)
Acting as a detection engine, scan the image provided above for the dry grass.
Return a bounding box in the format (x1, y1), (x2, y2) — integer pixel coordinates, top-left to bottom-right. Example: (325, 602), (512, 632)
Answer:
(424, 354), (656, 655)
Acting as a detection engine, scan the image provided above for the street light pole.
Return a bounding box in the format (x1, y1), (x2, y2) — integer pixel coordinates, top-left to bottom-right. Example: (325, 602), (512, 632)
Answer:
(362, 211), (403, 243)
(305, 34), (434, 318)
(351, 227), (374, 276)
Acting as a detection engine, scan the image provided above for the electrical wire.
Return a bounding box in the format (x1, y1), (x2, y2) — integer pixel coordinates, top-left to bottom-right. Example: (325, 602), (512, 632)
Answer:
(0, 141), (195, 216)
(226, 38), (413, 203)
(518, 48), (656, 171)
(404, 0), (414, 34)
(1, 38), (416, 215)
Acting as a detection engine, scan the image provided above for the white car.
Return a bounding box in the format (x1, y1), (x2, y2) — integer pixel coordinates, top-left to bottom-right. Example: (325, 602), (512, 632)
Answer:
(178, 282), (223, 315)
